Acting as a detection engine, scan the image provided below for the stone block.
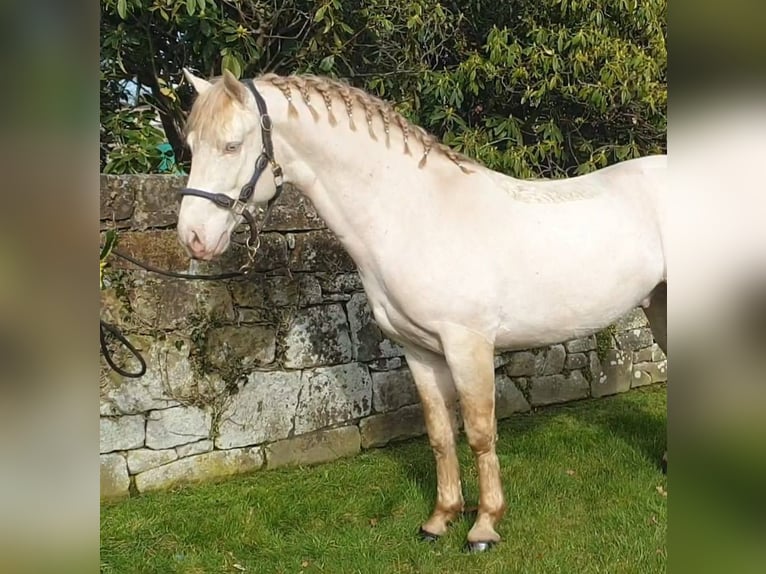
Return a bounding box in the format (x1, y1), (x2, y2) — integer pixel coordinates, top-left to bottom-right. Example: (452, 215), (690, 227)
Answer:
(615, 328), (654, 352)
(495, 374), (531, 419)
(99, 287), (133, 329)
(347, 293), (403, 362)
(288, 230), (356, 273)
(127, 277), (234, 330)
(132, 174), (185, 228)
(315, 272), (363, 295)
(514, 377), (529, 392)
(146, 406), (212, 449)
(634, 343), (666, 363)
(529, 371), (589, 407)
(127, 448), (177, 474)
(134, 448), (263, 493)
(505, 351), (536, 377)
(100, 335), (196, 415)
(229, 274), (297, 309)
(631, 369), (653, 388)
(591, 349), (633, 397)
(360, 404), (426, 448)
(100, 415), (145, 453)
(614, 308), (649, 331)
(265, 426), (361, 469)
(634, 347), (654, 363)
(108, 230), (189, 273)
(283, 304), (353, 368)
(372, 368), (418, 413)
(262, 184), (325, 231)
(295, 363), (372, 434)
(536, 345), (566, 376)
(220, 232), (288, 273)
(493, 352), (514, 369)
(236, 308), (272, 323)
(100, 174), (135, 226)
(565, 352), (588, 370)
(205, 325), (277, 370)
(101, 454), (130, 499)
(587, 351), (603, 383)
(215, 371), (303, 449)
(176, 439), (214, 458)
(564, 336), (597, 353)
(633, 360), (668, 386)
(297, 275), (323, 306)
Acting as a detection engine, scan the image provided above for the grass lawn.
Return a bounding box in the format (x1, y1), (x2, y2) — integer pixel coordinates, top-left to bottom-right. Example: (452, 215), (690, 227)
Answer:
(101, 385), (667, 574)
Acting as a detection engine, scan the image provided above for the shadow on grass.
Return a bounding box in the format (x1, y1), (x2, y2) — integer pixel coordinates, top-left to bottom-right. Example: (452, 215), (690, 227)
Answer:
(377, 387), (667, 510)
(586, 389), (667, 471)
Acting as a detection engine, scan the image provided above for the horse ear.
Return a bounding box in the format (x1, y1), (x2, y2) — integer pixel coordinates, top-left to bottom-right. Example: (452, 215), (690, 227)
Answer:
(222, 69), (249, 105)
(183, 68), (212, 94)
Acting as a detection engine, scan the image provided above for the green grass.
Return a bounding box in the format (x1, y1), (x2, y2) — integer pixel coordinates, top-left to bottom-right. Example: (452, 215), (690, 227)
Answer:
(101, 386), (667, 574)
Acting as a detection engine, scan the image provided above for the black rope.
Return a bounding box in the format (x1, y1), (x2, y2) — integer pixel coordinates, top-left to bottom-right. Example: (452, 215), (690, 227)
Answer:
(109, 248), (249, 280)
(100, 319), (147, 378)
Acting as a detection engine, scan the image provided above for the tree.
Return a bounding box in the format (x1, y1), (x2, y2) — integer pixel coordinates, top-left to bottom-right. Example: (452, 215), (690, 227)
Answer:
(100, 0), (666, 177)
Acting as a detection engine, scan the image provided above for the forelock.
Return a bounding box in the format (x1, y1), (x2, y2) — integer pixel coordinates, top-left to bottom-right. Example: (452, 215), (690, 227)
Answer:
(184, 80), (239, 145)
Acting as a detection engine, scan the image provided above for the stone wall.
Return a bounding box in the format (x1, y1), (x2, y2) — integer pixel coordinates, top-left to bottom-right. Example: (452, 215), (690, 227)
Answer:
(99, 175), (667, 499)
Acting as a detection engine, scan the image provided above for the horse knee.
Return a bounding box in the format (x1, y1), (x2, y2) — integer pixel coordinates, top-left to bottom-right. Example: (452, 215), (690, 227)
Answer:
(428, 433), (457, 457)
(464, 427), (496, 456)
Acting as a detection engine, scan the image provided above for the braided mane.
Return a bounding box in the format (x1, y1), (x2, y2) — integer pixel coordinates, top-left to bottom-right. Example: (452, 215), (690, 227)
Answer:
(259, 73), (476, 174)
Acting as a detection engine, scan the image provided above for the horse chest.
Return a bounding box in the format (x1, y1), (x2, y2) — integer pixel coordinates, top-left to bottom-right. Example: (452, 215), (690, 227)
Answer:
(360, 278), (442, 352)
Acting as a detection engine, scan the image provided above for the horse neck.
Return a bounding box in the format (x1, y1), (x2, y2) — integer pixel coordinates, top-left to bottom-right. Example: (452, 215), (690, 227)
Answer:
(260, 81), (459, 262)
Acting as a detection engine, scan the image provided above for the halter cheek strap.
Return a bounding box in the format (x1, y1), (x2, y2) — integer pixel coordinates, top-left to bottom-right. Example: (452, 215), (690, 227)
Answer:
(177, 78), (285, 272)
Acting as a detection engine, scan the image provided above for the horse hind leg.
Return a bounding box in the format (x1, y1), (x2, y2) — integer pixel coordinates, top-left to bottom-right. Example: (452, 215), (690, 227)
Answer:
(643, 281), (667, 355)
(404, 347), (464, 539)
(642, 281), (668, 472)
(440, 324), (505, 552)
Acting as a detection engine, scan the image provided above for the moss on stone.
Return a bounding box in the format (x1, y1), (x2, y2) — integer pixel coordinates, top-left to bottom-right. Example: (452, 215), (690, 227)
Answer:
(595, 325), (616, 363)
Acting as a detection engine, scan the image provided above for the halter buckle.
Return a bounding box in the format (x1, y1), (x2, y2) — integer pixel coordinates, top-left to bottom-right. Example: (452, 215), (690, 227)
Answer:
(232, 200), (248, 216)
(272, 164), (284, 188)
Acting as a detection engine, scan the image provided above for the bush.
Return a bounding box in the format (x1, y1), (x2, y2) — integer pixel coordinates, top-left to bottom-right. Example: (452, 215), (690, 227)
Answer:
(100, 0), (666, 177)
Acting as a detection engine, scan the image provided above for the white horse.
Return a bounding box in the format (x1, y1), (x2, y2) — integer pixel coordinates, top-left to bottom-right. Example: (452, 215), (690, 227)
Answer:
(177, 69), (667, 552)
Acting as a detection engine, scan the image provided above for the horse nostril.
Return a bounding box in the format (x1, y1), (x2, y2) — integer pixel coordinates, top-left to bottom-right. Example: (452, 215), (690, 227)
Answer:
(189, 230), (204, 252)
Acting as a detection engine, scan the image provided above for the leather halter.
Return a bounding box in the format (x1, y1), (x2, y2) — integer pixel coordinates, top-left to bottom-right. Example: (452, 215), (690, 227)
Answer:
(177, 78), (284, 273)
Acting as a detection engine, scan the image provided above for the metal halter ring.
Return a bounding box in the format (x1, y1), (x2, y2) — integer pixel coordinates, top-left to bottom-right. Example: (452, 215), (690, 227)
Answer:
(240, 234), (261, 273)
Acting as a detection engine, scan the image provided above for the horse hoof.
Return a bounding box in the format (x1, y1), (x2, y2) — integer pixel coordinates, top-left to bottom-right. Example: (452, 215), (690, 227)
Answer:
(464, 540), (496, 553)
(418, 527), (440, 543)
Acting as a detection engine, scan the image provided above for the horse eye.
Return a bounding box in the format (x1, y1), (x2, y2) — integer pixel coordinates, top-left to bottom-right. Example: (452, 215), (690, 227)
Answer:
(224, 142), (242, 153)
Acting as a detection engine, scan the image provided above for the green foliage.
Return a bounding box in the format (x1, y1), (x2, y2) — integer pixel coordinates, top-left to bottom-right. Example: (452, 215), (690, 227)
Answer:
(101, 0), (666, 177)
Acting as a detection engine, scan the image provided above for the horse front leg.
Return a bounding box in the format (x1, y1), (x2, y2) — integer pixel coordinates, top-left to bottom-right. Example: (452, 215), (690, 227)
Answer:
(404, 347), (464, 539)
(441, 324), (505, 552)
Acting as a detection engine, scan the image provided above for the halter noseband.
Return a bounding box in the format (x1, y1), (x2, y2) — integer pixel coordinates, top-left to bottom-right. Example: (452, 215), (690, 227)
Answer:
(177, 78), (284, 273)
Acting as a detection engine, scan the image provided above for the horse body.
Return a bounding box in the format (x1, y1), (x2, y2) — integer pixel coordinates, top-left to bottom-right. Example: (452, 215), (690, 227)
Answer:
(376, 163), (664, 350)
(293, 149), (667, 354)
(177, 70), (667, 551)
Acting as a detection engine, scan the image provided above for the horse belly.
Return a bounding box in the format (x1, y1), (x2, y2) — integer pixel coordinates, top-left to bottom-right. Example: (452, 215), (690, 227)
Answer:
(493, 252), (663, 349)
